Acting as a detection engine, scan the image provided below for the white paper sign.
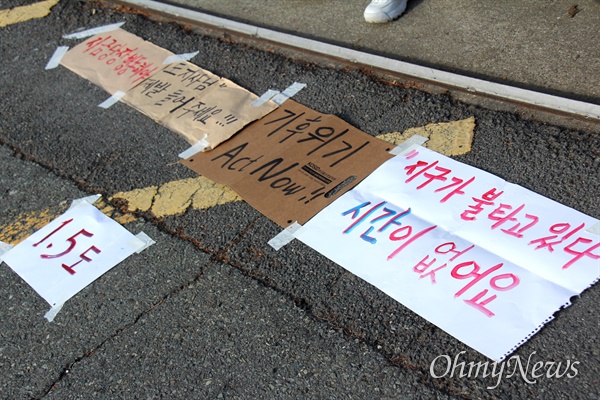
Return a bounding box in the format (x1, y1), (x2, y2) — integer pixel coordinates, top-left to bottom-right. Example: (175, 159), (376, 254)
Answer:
(295, 146), (599, 361)
(1, 199), (151, 320)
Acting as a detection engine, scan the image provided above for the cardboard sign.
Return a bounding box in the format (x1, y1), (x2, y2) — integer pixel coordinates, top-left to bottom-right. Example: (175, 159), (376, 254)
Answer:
(1, 198), (152, 320)
(60, 28), (173, 94)
(123, 61), (278, 148)
(181, 100), (394, 226)
(294, 146), (600, 361)
(60, 29), (276, 149)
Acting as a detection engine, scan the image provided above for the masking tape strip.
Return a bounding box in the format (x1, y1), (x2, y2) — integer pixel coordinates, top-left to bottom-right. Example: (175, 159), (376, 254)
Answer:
(271, 82), (307, 105)
(389, 134), (429, 155)
(68, 194), (102, 210)
(98, 91), (126, 109)
(251, 89), (280, 107)
(179, 137), (210, 158)
(63, 22), (126, 39)
(44, 302), (65, 322)
(586, 221), (600, 236)
(45, 46), (69, 70)
(268, 222), (302, 250)
(134, 232), (156, 254)
(163, 51), (200, 65)
(0, 240), (14, 261)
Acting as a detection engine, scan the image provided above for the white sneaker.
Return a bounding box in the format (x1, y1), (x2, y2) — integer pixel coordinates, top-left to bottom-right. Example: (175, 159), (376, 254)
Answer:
(364, 0), (408, 23)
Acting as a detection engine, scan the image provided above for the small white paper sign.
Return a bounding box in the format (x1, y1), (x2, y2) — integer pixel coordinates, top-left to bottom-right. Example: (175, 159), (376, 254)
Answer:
(295, 146), (599, 361)
(1, 199), (150, 319)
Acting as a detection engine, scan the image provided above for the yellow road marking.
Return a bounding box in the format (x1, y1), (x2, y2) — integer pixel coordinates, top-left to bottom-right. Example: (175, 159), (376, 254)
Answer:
(377, 117), (475, 156)
(0, 0), (59, 28)
(0, 178), (240, 246)
(111, 119), (474, 218)
(0, 199), (135, 246)
(111, 176), (241, 217)
(0, 119), (472, 245)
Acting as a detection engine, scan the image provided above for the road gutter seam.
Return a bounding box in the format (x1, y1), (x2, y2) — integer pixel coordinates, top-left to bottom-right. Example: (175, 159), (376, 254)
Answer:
(113, 0), (599, 120)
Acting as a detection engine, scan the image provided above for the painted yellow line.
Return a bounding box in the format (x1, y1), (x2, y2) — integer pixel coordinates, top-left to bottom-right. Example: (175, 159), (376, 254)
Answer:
(110, 119), (474, 218)
(1, 178), (240, 246)
(111, 176), (242, 217)
(377, 117), (475, 156)
(0, 119), (473, 245)
(0, 199), (136, 246)
(0, 0), (60, 28)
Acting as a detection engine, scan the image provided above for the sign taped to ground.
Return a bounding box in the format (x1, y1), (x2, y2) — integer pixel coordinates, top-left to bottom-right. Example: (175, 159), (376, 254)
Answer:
(181, 100), (394, 226)
(60, 28), (173, 94)
(294, 146), (599, 361)
(1, 198), (153, 320)
(122, 61), (278, 149)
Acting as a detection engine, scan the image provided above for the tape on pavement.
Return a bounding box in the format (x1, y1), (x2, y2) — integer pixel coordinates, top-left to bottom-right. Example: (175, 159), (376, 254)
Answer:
(134, 232), (156, 253)
(271, 82), (306, 105)
(586, 221), (600, 236)
(68, 194), (102, 210)
(389, 134), (429, 156)
(63, 22), (125, 39)
(44, 302), (64, 322)
(179, 136), (210, 159)
(268, 222), (302, 250)
(163, 51), (200, 65)
(0, 240), (14, 261)
(98, 91), (126, 109)
(251, 89), (280, 107)
(45, 46), (69, 70)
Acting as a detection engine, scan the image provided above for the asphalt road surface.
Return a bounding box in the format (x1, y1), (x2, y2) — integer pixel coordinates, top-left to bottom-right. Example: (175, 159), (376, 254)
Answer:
(0, 1), (598, 399)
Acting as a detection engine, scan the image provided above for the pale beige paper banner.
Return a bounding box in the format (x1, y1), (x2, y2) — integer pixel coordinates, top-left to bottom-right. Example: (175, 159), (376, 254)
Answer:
(123, 61), (278, 149)
(60, 28), (174, 94)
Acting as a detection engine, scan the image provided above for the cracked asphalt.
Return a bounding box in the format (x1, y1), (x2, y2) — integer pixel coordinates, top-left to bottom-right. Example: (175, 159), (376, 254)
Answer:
(0, 1), (598, 399)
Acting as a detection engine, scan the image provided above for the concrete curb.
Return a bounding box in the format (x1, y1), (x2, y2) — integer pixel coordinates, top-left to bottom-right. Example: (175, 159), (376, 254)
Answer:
(116, 0), (600, 120)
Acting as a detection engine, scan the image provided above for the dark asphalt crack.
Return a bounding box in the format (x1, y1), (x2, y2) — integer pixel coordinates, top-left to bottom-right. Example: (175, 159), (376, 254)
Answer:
(36, 265), (208, 399)
(0, 140), (468, 399)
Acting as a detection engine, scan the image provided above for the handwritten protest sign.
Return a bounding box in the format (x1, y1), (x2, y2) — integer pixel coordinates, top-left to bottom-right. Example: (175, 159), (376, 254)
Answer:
(123, 61), (278, 149)
(0, 197), (153, 321)
(60, 28), (173, 94)
(294, 146), (599, 361)
(181, 100), (394, 226)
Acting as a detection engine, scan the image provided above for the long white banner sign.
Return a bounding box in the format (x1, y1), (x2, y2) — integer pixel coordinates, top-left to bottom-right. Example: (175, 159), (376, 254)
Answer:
(295, 146), (599, 361)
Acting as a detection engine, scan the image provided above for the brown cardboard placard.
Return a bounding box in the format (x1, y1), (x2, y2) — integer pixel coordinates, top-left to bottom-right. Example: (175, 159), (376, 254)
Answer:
(60, 28), (174, 94)
(123, 61), (278, 148)
(180, 100), (394, 227)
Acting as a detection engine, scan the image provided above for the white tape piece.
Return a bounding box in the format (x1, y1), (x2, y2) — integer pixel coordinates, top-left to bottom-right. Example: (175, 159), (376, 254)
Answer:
(271, 82), (307, 105)
(163, 51), (200, 65)
(44, 302), (65, 322)
(63, 22), (126, 39)
(134, 232), (156, 253)
(586, 221), (600, 236)
(0, 241), (14, 262)
(179, 137), (210, 159)
(389, 135), (429, 156)
(251, 89), (280, 107)
(268, 222), (302, 251)
(45, 46), (69, 70)
(98, 91), (126, 109)
(68, 194), (102, 211)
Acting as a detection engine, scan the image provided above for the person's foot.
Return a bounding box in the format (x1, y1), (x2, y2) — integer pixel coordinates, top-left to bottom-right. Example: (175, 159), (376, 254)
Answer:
(364, 0), (408, 23)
